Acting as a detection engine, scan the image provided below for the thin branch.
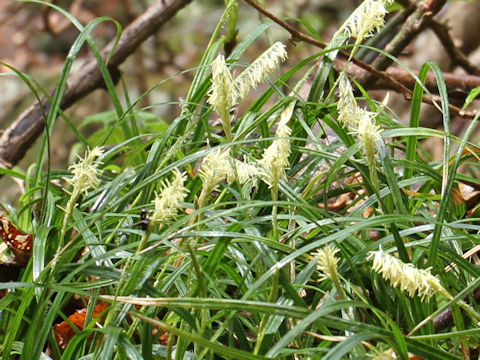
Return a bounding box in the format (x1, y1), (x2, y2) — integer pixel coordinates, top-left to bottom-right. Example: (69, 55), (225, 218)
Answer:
(0, 0), (193, 169)
(242, 0), (476, 119)
(242, 0), (413, 95)
(368, 0), (445, 68)
(337, 60), (480, 99)
(429, 19), (480, 76)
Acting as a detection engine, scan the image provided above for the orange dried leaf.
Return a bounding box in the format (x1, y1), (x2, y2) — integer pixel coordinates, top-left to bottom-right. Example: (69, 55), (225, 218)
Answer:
(451, 188), (465, 205)
(0, 216), (33, 264)
(53, 301), (109, 349)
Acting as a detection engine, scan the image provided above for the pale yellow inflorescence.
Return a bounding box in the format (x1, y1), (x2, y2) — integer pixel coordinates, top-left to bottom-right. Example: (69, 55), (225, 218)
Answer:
(197, 111), (293, 200)
(337, 73), (382, 188)
(199, 150), (261, 189)
(198, 149), (234, 194)
(232, 158), (260, 186)
(208, 55), (238, 120)
(350, 108), (382, 148)
(336, 0), (393, 44)
(207, 42), (288, 134)
(315, 244), (341, 282)
(60, 146), (104, 241)
(234, 42), (288, 101)
(64, 146), (104, 196)
(369, 250), (444, 301)
(202, 42), (290, 201)
(151, 170), (189, 224)
(258, 117), (292, 189)
(337, 73), (360, 127)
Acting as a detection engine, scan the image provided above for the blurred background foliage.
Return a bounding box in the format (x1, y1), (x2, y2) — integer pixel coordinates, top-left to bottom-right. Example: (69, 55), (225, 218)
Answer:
(1, 0), (479, 201)
(0, 0), (360, 161)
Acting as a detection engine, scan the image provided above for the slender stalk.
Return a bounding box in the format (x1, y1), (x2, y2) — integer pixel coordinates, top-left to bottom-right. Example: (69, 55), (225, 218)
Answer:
(253, 269), (279, 355)
(271, 186), (279, 241)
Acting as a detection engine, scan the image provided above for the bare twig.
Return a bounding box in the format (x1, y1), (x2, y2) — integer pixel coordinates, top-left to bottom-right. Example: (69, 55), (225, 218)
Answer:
(337, 60), (480, 99)
(0, 0), (192, 169)
(42, 0), (85, 35)
(429, 19), (480, 76)
(243, 0), (476, 119)
(242, 0), (413, 96)
(369, 0), (447, 73)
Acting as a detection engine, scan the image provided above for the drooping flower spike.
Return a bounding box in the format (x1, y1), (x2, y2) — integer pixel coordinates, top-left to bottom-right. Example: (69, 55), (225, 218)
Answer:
(234, 42), (288, 100)
(336, 0), (393, 46)
(208, 42), (288, 141)
(369, 250), (445, 301)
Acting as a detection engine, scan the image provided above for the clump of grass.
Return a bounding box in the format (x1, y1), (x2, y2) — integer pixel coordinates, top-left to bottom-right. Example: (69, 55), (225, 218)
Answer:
(1, 1), (480, 359)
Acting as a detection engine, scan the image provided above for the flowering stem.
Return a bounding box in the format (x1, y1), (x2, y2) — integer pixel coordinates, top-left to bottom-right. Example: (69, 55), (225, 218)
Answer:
(332, 272), (348, 302)
(187, 242), (208, 338)
(59, 188), (80, 246)
(366, 149), (380, 197)
(370, 250), (480, 336)
(271, 186), (279, 241)
(60, 147), (103, 246)
(224, 120), (232, 143)
(194, 186), (214, 231)
(254, 268), (279, 355)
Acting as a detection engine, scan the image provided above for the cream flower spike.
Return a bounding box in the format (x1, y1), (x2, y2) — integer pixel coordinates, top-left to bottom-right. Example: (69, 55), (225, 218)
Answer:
(351, 108), (382, 148)
(61, 146), (104, 241)
(232, 159), (260, 186)
(315, 245), (341, 282)
(351, 108), (382, 193)
(151, 170), (189, 224)
(369, 250), (444, 301)
(258, 108), (292, 189)
(64, 146), (104, 196)
(337, 73), (382, 192)
(199, 149), (233, 194)
(337, 73), (360, 127)
(197, 149), (236, 208)
(234, 42), (287, 100)
(315, 244), (348, 301)
(208, 55), (238, 114)
(336, 0), (392, 45)
(208, 55), (238, 140)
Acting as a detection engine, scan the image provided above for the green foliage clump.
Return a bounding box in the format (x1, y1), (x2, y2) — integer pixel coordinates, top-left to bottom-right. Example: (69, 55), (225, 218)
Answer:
(1, 1), (480, 359)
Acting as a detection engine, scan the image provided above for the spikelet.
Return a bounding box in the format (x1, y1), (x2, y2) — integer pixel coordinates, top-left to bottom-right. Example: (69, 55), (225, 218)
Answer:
(151, 170), (189, 224)
(61, 147), (104, 241)
(369, 250), (443, 301)
(63, 147), (104, 196)
(208, 55), (238, 139)
(234, 42), (287, 100)
(258, 115), (291, 189)
(337, 73), (360, 127)
(336, 0), (392, 45)
(232, 159), (260, 186)
(198, 149), (233, 194)
(315, 245), (341, 282)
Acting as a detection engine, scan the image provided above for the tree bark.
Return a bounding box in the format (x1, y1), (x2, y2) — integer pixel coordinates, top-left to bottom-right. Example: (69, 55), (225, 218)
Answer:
(0, 0), (193, 169)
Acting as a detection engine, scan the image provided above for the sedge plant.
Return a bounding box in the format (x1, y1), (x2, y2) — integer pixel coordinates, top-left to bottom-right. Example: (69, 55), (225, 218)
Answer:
(1, 1), (480, 360)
